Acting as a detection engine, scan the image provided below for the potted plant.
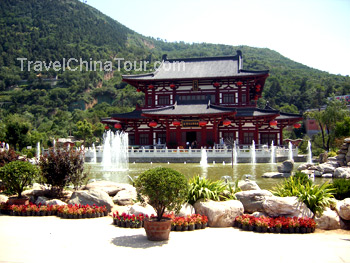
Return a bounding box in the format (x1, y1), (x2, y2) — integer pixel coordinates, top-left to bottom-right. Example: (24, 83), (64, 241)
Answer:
(134, 167), (188, 241)
(0, 160), (39, 205)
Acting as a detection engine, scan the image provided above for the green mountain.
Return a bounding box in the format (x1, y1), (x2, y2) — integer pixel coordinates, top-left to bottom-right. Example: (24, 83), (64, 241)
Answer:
(0, 0), (349, 149)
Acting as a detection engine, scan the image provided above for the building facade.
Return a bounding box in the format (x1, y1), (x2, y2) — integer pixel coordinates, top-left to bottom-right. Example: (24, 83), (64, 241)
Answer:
(102, 51), (302, 149)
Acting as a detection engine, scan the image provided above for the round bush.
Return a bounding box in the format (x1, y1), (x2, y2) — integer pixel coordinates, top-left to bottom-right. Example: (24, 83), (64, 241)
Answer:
(0, 160), (39, 198)
(134, 167), (188, 221)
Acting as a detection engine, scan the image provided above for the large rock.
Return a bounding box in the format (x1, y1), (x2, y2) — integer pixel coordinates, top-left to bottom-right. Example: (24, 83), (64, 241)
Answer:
(69, 189), (114, 212)
(0, 194), (8, 203)
(35, 196), (49, 205)
(317, 162), (338, 174)
(194, 200), (244, 227)
(83, 181), (134, 196)
(238, 180), (260, 191)
(126, 203), (156, 217)
(315, 208), (341, 230)
(297, 163), (314, 171)
(262, 196), (313, 218)
(262, 172), (290, 178)
(22, 184), (50, 197)
(334, 167), (350, 179)
(336, 198), (350, 220)
(277, 160), (294, 173)
(46, 199), (67, 206)
(112, 189), (137, 206)
(235, 190), (273, 213)
(177, 203), (195, 217)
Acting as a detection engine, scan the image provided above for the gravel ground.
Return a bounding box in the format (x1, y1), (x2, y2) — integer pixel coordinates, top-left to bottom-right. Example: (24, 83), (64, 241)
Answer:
(0, 215), (349, 263)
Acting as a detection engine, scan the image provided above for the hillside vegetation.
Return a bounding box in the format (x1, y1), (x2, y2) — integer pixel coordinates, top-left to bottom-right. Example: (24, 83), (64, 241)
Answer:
(0, 0), (349, 152)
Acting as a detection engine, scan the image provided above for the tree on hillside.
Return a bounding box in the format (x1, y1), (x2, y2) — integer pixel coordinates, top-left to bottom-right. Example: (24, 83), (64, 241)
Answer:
(74, 119), (93, 146)
(4, 114), (31, 150)
(305, 98), (348, 151)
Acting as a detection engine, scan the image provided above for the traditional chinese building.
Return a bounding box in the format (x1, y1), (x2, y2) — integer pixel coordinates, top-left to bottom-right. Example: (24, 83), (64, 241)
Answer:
(102, 51), (302, 148)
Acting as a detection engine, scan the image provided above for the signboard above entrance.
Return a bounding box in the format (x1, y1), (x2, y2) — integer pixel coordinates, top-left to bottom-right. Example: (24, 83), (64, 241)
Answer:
(182, 120), (199, 127)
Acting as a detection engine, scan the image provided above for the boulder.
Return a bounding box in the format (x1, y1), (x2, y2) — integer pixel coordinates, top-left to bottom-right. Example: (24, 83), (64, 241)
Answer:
(235, 190), (273, 213)
(344, 138), (350, 143)
(112, 189), (137, 206)
(336, 198), (350, 220)
(0, 194), (8, 203)
(315, 208), (341, 230)
(83, 181), (134, 196)
(194, 200), (244, 227)
(35, 196), (49, 205)
(46, 199), (67, 206)
(297, 163), (313, 171)
(334, 167), (350, 179)
(126, 203), (156, 217)
(319, 152), (328, 164)
(262, 172), (290, 178)
(321, 173), (333, 178)
(262, 196), (313, 218)
(238, 180), (261, 191)
(177, 203), (195, 217)
(69, 189), (114, 212)
(317, 163), (337, 174)
(277, 160), (294, 173)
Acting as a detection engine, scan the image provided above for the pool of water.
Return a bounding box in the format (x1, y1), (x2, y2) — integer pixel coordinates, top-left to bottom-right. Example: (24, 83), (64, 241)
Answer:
(85, 162), (331, 191)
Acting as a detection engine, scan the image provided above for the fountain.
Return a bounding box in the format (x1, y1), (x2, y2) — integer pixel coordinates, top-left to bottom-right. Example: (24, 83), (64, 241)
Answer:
(270, 141), (275, 164)
(288, 141), (293, 161)
(91, 143), (97, 164)
(250, 140), (256, 164)
(200, 148), (208, 167)
(36, 142), (40, 159)
(101, 130), (129, 171)
(233, 142), (238, 165)
(307, 140), (313, 164)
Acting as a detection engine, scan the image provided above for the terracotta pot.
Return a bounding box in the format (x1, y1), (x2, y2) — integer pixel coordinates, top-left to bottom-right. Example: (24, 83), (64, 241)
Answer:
(143, 218), (171, 241)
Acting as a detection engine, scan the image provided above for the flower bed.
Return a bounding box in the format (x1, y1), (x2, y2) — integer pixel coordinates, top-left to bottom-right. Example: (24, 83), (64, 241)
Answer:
(234, 214), (316, 234)
(0, 202), (108, 219)
(112, 212), (208, 231)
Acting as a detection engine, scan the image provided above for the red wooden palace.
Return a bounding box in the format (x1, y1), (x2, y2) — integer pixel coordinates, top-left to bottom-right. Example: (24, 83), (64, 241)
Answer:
(102, 51), (302, 148)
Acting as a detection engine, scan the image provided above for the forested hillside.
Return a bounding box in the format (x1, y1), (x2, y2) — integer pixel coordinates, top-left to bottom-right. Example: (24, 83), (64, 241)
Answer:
(0, 0), (349, 151)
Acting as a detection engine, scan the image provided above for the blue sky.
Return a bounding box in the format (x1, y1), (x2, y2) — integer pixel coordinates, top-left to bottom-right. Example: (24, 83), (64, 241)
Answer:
(87, 0), (350, 76)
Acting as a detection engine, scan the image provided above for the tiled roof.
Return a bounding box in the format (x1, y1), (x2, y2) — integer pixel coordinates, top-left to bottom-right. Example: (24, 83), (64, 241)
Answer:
(122, 51), (269, 81)
(141, 102), (236, 117)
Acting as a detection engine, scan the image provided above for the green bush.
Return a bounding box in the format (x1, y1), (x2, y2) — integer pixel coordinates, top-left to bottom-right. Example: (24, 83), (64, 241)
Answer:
(186, 175), (238, 205)
(39, 148), (87, 197)
(332, 179), (350, 200)
(134, 167), (188, 221)
(0, 160), (39, 197)
(272, 171), (335, 217)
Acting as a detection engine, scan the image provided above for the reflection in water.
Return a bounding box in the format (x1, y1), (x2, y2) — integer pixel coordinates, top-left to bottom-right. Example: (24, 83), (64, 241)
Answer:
(85, 162), (330, 190)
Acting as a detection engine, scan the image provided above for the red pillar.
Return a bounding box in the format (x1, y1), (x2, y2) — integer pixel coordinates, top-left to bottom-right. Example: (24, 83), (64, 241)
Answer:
(279, 125), (284, 145)
(176, 126), (181, 147)
(213, 119), (219, 144)
(238, 120), (243, 144)
(135, 124), (139, 145)
(201, 126), (207, 147)
(166, 121), (170, 147)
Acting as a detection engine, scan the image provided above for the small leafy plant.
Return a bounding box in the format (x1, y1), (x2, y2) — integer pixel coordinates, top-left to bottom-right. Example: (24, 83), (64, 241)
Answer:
(272, 171), (335, 217)
(134, 167), (188, 221)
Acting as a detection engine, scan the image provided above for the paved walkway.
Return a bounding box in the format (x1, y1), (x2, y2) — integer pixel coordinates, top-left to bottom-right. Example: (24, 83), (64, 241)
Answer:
(0, 215), (349, 263)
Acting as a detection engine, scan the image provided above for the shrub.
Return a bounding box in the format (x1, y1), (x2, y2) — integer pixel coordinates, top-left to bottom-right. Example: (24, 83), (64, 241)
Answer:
(272, 172), (335, 217)
(134, 167), (188, 221)
(187, 175), (228, 205)
(0, 148), (20, 168)
(332, 179), (350, 200)
(0, 160), (39, 197)
(39, 148), (87, 197)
